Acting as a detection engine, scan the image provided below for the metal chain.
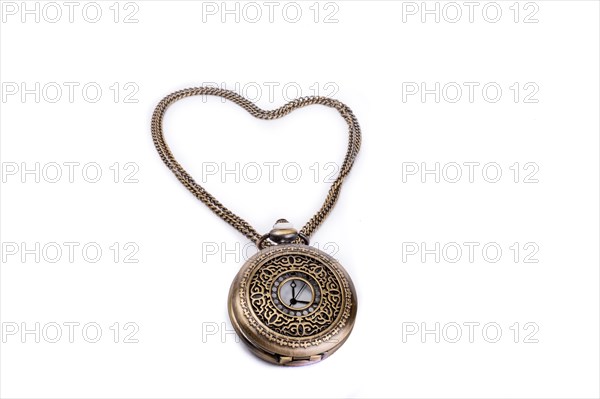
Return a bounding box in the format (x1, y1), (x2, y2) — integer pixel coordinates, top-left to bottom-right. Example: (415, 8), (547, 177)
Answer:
(151, 86), (361, 245)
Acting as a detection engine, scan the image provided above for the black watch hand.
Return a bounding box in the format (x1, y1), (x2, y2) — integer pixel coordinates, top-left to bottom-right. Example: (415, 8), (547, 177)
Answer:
(295, 300), (310, 304)
(290, 280), (296, 299)
(295, 282), (307, 299)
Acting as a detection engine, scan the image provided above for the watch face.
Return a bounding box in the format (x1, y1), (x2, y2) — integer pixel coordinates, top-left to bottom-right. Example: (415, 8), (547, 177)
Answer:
(272, 271), (321, 316)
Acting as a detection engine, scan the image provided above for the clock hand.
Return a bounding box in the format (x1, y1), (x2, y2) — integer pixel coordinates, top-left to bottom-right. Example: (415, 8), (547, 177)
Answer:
(295, 282), (307, 299)
(290, 280), (296, 299)
(295, 300), (310, 304)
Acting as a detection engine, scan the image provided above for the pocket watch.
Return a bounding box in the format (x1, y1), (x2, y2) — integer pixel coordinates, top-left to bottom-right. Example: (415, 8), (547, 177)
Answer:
(151, 87), (361, 366)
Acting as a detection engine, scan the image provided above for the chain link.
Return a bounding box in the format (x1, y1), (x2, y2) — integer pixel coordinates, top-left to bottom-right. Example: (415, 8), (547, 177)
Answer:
(151, 86), (361, 245)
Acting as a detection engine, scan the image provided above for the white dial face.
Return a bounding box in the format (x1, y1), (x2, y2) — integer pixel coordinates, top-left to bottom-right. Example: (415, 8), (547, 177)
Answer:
(279, 277), (313, 309)
(272, 272), (321, 316)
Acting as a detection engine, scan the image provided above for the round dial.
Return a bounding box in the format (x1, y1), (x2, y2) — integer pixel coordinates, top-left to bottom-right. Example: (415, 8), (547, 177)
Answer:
(271, 271), (320, 316)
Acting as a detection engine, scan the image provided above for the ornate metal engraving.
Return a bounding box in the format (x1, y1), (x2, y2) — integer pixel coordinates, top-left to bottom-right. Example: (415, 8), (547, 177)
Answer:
(229, 244), (357, 364)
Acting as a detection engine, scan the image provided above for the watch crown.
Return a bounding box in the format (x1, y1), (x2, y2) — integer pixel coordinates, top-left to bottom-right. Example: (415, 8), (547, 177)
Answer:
(269, 219), (298, 244)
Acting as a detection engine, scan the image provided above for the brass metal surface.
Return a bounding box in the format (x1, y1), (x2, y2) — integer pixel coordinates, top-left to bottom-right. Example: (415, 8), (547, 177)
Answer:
(228, 244), (357, 366)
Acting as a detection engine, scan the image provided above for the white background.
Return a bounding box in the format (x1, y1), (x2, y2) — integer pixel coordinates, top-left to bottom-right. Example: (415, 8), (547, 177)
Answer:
(1, 1), (599, 398)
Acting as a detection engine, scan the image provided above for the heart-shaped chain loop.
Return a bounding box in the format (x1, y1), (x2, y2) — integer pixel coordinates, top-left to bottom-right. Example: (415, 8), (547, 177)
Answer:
(151, 87), (361, 245)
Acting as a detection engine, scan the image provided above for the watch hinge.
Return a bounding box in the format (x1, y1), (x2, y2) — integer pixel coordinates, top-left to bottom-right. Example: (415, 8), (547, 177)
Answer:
(278, 354), (324, 366)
